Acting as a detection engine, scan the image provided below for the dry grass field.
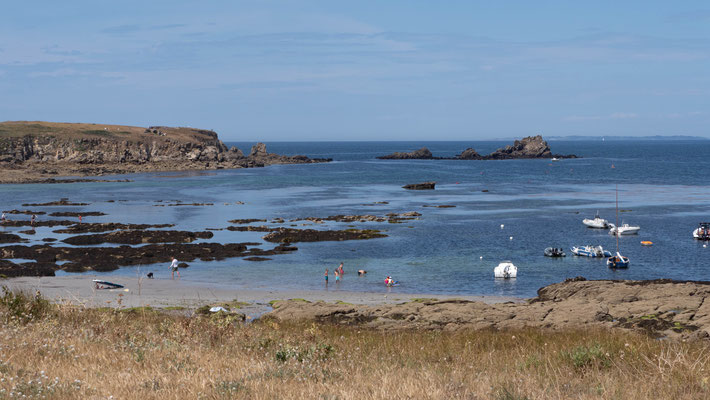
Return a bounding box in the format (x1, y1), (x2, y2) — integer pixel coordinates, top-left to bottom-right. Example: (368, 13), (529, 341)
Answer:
(1, 288), (709, 399)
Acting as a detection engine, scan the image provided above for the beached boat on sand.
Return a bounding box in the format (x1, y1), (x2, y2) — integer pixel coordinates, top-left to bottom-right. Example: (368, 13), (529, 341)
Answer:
(571, 245), (612, 258)
(494, 261), (517, 279)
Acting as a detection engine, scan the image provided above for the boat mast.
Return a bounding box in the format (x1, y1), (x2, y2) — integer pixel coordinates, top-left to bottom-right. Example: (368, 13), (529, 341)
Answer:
(615, 184), (619, 253)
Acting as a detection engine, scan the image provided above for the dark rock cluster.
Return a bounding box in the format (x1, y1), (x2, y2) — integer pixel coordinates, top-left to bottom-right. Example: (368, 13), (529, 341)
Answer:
(377, 135), (577, 160)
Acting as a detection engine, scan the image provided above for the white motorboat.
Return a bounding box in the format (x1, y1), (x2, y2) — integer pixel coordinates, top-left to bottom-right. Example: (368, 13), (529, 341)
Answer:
(551, 157), (559, 162)
(693, 223), (710, 240)
(571, 245), (612, 258)
(582, 211), (609, 229)
(608, 223), (640, 236)
(494, 261), (517, 279)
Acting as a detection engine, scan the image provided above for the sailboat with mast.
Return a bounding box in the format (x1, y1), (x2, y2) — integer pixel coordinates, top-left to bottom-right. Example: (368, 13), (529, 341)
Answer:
(607, 185), (629, 269)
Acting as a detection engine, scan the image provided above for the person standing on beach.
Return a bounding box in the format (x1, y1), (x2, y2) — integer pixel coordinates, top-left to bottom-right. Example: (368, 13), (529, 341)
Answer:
(169, 257), (180, 279)
(78, 214), (82, 224)
(324, 268), (329, 285)
(337, 262), (344, 276)
(30, 214), (36, 226)
(334, 269), (340, 283)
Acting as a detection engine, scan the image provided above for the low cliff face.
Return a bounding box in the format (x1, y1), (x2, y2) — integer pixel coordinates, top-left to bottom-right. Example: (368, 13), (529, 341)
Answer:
(0, 121), (330, 183)
(0, 124), (237, 164)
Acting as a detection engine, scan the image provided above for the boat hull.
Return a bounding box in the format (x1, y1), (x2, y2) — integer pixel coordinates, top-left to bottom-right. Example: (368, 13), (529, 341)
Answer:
(607, 254), (629, 269)
(571, 246), (612, 258)
(609, 224), (640, 235)
(694, 227), (710, 240)
(494, 262), (517, 279)
(583, 218), (608, 229)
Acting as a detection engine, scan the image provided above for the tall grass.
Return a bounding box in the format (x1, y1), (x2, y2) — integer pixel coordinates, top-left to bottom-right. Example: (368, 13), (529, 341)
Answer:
(0, 289), (709, 399)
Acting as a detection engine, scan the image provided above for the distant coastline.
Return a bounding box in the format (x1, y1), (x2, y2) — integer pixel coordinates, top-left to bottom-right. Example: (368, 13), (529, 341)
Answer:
(545, 135), (709, 141)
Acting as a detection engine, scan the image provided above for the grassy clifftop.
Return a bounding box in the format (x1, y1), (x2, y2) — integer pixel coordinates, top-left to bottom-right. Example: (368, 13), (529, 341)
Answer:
(0, 121), (219, 144)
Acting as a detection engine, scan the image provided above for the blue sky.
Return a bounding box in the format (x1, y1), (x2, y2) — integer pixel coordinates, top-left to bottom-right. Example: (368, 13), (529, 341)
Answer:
(1, 1), (708, 140)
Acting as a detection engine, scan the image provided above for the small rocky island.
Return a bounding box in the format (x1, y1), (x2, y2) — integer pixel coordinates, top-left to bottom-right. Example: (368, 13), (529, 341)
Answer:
(377, 135), (577, 160)
(0, 121), (331, 183)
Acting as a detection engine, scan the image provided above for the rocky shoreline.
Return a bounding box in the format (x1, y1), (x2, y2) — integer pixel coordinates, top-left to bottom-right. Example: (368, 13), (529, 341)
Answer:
(267, 277), (710, 341)
(0, 121), (331, 183)
(377, 135), (577, 160)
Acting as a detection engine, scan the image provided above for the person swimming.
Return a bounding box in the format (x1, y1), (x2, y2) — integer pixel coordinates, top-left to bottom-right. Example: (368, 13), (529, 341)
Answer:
(384, 276), (395, 286)
(358, 269), (367, 276)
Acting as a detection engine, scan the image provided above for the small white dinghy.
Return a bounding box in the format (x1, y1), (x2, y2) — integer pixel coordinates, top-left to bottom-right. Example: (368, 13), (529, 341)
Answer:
(494, 261), (517, 279)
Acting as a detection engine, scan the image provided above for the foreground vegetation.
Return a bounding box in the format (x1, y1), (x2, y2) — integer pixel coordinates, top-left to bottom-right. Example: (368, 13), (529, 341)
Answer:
(1, 289), (709, 399)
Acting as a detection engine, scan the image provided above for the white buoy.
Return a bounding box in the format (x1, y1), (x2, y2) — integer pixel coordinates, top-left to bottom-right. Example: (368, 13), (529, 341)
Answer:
(704, 244), (707, 248)
(500, 224), (504, 229)
(509, 236), (513, 240)
(480, 256), (483, 259)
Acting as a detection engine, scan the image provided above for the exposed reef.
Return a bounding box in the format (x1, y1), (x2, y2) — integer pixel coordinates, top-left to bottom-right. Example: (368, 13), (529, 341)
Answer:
(61, 230), (214, 245)
(377, 136), (577, 160)
(263, 228), (387, 243)
(403, 182), (436, 190)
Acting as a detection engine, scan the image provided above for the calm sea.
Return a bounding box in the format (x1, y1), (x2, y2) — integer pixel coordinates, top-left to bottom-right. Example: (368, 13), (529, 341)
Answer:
(1, 140), (709, 298)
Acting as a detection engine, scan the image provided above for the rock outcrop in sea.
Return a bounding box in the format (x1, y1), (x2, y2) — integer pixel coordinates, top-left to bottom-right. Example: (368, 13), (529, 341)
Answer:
(0, 121), (332, 183)
(377, 147), (434, 160)
(377, 135), (577, 160)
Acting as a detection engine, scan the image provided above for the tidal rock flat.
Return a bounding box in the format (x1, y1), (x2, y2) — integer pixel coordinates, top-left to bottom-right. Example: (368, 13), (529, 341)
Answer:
(268, 278), (710, 341)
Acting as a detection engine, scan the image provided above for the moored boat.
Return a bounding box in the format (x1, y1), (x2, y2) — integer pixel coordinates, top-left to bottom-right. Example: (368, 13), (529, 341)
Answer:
(544, 247), (566, 257)
(608, 223), (640, 236)
(582, 211), (609, 229)
(693, 223), (710, 240)
(494, 261), (517, 279)
(607, 252), (629, 269)
(571, 245), (612, 258)
(607, 185), (630, 269)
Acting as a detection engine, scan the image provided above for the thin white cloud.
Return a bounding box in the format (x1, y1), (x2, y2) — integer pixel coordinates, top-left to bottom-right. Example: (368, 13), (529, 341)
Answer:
(610, 112), (638, 119)
(564, 112), (638, 121)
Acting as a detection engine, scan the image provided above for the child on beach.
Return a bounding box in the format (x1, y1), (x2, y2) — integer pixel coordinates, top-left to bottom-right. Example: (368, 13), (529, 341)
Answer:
(334, 269), (340, 282)
(169, 257), (180, 279)
(324, 268), (329, 284)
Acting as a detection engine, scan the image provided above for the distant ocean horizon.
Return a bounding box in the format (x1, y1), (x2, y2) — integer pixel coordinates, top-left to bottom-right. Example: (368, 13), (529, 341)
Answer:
(2, 139), (710, 299)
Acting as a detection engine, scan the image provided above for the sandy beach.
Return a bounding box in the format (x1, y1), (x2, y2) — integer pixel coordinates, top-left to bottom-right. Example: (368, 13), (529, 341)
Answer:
(1, 275), (518, 319)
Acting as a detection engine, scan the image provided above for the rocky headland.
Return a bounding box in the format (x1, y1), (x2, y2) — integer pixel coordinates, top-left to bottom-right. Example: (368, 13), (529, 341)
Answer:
(377, 135), (577, 160)
(0, 121), (331, 183)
